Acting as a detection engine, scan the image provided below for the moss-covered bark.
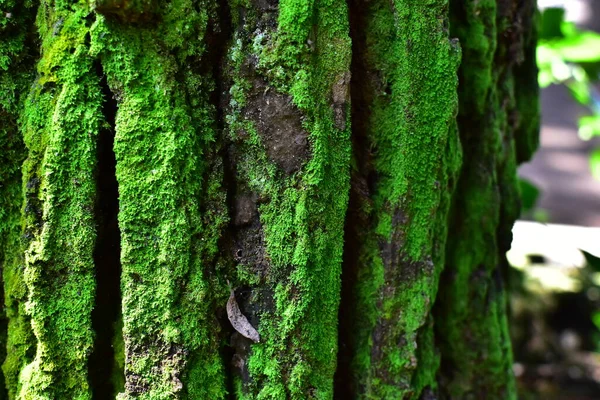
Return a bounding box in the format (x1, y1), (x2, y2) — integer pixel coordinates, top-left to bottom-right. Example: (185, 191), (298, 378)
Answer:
(16, 0), (104, 397)
(220, 0), (351, 397)
(0, 1), (38, 398)
(434, 1), (539, 398)
(90, 1), (229, 397)
(337, 0), (538, 399)
(0, 0), (538, 398)
(336, 0), (461, 398)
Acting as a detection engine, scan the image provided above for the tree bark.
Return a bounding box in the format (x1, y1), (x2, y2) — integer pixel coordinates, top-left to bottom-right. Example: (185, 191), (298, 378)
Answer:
(0, 0), (538, 399)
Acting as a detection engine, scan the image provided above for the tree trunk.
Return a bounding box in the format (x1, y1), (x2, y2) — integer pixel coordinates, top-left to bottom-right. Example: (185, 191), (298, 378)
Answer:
(0, 0), (538, 398)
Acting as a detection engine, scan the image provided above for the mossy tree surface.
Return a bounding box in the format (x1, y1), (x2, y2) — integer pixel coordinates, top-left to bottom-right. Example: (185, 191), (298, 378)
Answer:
(335, 0), (462, 398)
(220, 0), (351, 397)
(0, 0), (537, 399)
(434, 1), (538, 398)
(0, 0), (38, 398)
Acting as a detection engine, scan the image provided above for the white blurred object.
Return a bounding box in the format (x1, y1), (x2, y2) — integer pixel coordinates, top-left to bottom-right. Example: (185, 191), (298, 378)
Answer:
(537, 0), (592, 24)
(507, 221), (600, 293)
(509, 220), (600, 269)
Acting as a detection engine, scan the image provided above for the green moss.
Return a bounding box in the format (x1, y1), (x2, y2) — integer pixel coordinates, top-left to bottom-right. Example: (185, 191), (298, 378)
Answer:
(449, 0), (496, 115)
(433, 0), (538, 398)
(410, 317), (440, 397)
(15, 0), (104, 397)
(110, 313), (125, 397)
(92, 0), (156, 22)
(89, 0), (227, 396)
(0, 0), (536, 397)
(514, 8), (540, 164)
(345, 0), (461, 397)
(0, 1), (38, 398)
(222, 0), (352, 397)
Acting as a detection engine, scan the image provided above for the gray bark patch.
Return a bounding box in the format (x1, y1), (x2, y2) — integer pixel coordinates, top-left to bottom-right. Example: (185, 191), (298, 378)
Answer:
(124, 342), (186, 396)
(244, 80), (310, 175)
(231, 332), (252, 382)
(230, 189), (269, 276)
(332, 71), (351, 130)
(233, 193), (258, 227)
(378, 207), (435, 283)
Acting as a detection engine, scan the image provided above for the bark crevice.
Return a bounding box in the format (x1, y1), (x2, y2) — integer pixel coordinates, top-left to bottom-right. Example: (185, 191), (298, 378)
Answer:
(206, 0), (238, 394)
(88, 61), (123, 399)
(334, 0), (374, 395)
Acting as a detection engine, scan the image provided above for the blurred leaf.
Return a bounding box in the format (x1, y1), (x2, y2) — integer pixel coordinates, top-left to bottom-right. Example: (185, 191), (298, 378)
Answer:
(553, 32), (600, 63)
(591, 148), (600, 178)
(519, 178), (540, 214)
(533, 209), (550, 223)
(566, 79), (591, 104)
(537, 45), (562, 86)
(590, 149), (600, 181)
(537, 44), (559, 67)
(580, 62), (600, 82)
(561, 21), (579, 38)
(579, 115), (600, 140)
(550, 57), (573, 82)
(538, 68), (554, 88)
(592, 311), (600, 331)
(572, 64), (589, 83)
(540, 7), (565, 40)
(582, 250), (600, 274)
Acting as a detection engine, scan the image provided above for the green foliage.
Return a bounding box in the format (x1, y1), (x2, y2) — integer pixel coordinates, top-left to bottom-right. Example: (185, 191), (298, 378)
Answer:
(577, 251), (600, 349)
(538, 8), (600, 158)
(517, 176), (546, 221)
(590, 149), (600, 181)
(582, 250), (600, 273)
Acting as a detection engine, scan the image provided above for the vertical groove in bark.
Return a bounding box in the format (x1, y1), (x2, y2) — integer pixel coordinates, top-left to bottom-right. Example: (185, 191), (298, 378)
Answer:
(333, 0), (371, 394)
(210, 0), (236, 395)
(434, 0), (539, 398)
(88, 62), (122, 399)
(90, 0), (229, 397)
(0, 1), (39, 398)
(17, 0), (104, 397)
(220, 0), (352, 396)
(336, 0), (461, 398)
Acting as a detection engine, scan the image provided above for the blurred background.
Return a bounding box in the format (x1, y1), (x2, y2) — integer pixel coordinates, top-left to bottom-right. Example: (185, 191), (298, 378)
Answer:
(510, 1), (600, 398)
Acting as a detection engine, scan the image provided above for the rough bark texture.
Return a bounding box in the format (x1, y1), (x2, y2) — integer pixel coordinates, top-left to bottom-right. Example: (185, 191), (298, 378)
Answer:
(434, 1), (538, 398)
(0, 0), (538, 399)
(17, 1), (103, 397)
(220, 0), (351, 397)
(335, 0), (461, 398)
(91, 2), (229, 398)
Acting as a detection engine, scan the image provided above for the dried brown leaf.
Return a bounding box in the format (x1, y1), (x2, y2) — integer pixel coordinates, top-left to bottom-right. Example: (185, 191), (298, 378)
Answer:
(226, 289), (260, 343)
